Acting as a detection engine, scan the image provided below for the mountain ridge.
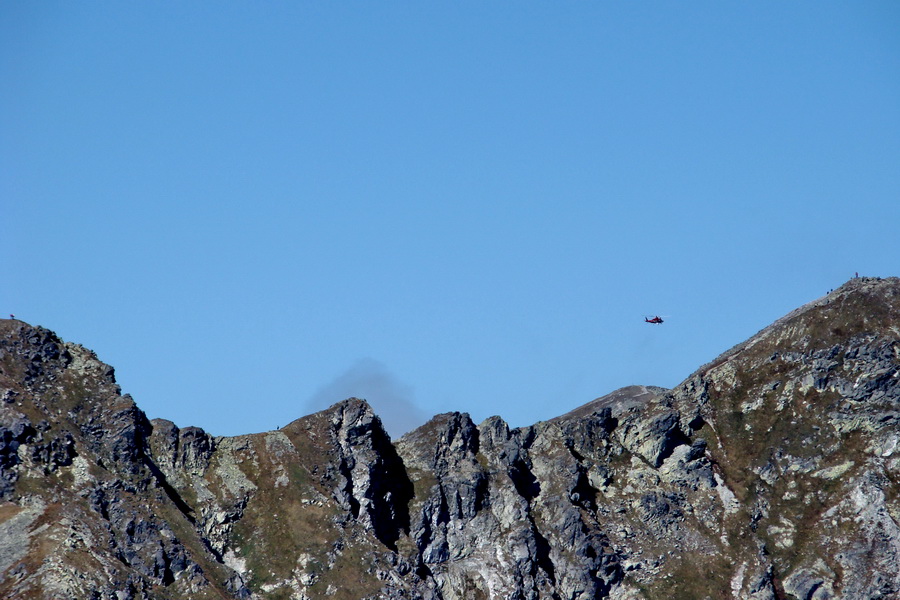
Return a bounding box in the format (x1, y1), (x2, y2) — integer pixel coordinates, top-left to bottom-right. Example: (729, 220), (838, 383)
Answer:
(1, 276), (899, 599)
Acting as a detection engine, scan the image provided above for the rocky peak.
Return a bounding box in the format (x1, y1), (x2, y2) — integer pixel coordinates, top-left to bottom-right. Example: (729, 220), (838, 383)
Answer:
(1, 276), (899, 599)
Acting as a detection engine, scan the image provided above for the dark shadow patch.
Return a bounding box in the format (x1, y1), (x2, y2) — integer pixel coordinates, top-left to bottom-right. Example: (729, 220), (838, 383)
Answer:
(368, 425), (415, 552)
(509, 458), (540, 501)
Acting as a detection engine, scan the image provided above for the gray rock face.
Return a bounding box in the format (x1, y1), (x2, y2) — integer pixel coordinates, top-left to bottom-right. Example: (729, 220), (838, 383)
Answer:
(1, 276), (899, 599)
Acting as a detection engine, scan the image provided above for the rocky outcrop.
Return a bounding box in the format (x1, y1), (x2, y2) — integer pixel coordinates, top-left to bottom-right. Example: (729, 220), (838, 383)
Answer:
(660, 277), (900, 599)
(1, 276), (899, 599)
(0, 324), (250, 600)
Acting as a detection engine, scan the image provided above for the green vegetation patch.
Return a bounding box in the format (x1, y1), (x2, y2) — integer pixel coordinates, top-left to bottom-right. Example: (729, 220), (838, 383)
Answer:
(635, 552), (734, 600)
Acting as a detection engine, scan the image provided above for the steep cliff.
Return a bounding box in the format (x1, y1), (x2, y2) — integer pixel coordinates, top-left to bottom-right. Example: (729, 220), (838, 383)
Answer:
(1, 276), (898, 599)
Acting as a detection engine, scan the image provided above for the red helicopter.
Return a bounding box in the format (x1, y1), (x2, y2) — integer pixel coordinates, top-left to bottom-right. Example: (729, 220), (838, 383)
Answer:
(644, 316), (664, 324)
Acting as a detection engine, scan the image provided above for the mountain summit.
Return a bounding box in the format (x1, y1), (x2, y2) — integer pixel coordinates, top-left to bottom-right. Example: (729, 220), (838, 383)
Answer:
(1, 277), (899, 599)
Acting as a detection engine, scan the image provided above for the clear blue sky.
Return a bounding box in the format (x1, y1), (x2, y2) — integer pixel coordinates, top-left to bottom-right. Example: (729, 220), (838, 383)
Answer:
(3, 3), (899, 437)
